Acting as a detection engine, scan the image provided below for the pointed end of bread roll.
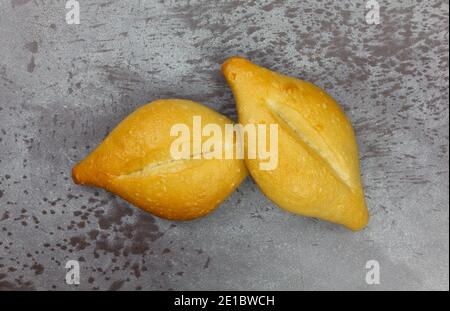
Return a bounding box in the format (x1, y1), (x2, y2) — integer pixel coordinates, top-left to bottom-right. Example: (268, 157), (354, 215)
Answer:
(72, 156), (111, 189)
(72, 158), (93, 186)
(221, 56), (255, 81)
(72, 163), (83, 185)
(345, 195), (369, 231)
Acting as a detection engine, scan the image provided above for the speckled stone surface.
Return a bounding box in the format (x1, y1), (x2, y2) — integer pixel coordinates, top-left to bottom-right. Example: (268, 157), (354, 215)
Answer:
(0, 0), (448, 291)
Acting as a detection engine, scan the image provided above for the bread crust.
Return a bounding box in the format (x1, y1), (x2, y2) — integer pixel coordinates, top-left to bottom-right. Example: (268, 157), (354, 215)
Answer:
(222, 57), (369, 230)
(72, 99), (248, 220)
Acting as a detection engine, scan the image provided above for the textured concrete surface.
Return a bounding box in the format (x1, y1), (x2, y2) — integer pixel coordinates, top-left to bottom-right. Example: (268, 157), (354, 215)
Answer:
(0, 0), (448, 291)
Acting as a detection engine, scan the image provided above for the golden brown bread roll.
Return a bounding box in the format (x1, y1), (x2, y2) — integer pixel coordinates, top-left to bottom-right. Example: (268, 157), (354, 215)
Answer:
(72, 99), (247, 220)
(222, 57), (369, 230)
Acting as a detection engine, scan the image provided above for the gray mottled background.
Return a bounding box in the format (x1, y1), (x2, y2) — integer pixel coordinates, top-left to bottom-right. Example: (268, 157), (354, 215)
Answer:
(0, 0), (448, 291)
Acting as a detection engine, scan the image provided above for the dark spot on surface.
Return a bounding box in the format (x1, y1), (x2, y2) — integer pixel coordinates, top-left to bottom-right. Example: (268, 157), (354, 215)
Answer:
(30, 263), (44, 275)
(50, 23), (56, 30)
(246, 26), (261, 35)
(88, 229), (99, 240)
(69, 236), (90, 251)
(24, 41), (38, 54)
(132, 263), (141, 278)
(11, 0), (31, 8)
(96, 201), (133, 230)
(27, 56), (35, 73)
(203, 257), (211, 269)
(0, 190), (3, 198)
(108, 279), (125, 291)
(120, 212), (164, 256)
(0, 273), (35, 290)
(84, 200), (164, 259)
(261, 2), (277, 11)
(162, 248), (170, 254)
(0, 211), (9, 221)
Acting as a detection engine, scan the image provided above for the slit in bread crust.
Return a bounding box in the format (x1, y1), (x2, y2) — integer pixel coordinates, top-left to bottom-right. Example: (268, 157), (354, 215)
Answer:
(265, 99), (352, 191)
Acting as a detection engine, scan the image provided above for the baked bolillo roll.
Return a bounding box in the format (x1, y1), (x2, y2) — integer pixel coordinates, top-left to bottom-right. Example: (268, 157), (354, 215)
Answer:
(222, 57), (368, 230)
(73, 99), (247, 220)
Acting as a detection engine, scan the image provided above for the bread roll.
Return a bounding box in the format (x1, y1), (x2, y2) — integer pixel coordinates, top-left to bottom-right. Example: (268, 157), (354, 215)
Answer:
(222, 57), (368, 230)
(72, 99), (247, 220)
